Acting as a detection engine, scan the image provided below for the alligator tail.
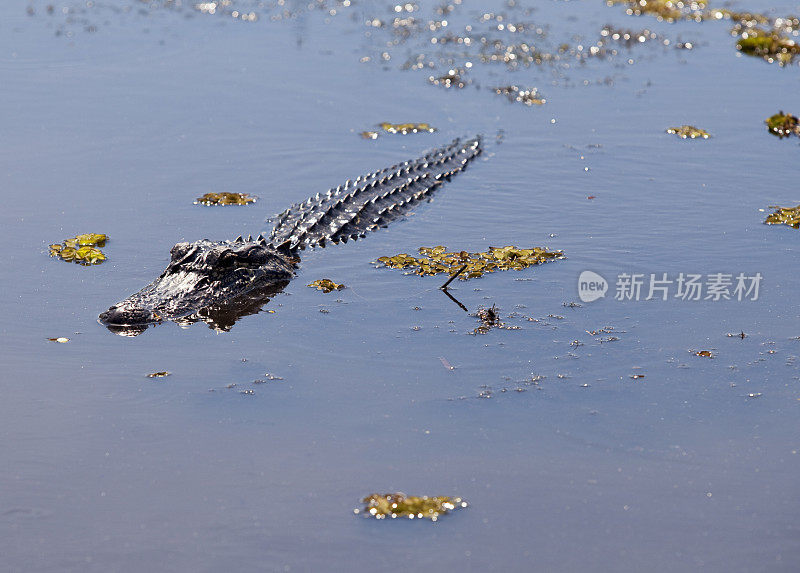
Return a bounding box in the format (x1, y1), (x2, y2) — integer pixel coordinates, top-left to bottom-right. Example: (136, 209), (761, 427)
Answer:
(267, 136), (482, 251)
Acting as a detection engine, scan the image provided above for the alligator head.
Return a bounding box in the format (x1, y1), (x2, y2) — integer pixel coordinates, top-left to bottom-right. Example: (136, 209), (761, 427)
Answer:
(99, 236), (296, 335)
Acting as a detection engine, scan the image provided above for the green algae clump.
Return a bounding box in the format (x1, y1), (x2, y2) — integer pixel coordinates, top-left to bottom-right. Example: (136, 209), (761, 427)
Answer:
(666, 125), (710, 139)
(307, 279), (345, 293)
(355, 493), (468, 521)
(608, 0), (708, 23)
(378, 122), (437, 135)
(50, 233), (109, 265)
(73, 233), (107, 247)
(377, 245), (564, 280)
(195, 192), (257, 206)
(765, 205), (800, 229)
(765, 111), (800, 139)
(736, 29), (800, 65)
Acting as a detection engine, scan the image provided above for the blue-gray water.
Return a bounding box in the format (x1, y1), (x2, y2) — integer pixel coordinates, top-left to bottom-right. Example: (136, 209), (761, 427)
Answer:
(2, 0), (799, 571)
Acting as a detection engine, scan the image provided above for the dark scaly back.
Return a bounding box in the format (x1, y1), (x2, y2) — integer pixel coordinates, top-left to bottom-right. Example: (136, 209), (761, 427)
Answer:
(267, 136), (482, 251)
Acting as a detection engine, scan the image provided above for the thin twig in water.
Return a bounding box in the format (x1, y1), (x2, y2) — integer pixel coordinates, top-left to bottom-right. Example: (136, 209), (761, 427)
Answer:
(440, 264), (468, 290)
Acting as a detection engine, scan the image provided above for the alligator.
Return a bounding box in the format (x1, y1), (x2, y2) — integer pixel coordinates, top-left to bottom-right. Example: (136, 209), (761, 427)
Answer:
(99, 136), (482, 335)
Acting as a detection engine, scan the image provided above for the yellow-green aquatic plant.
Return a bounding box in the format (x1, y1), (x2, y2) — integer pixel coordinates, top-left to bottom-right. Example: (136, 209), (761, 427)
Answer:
(307, 279), (345, 293)
(50, 233), (109, 265)
(355, 493), (468, 521)
(765, 112), (800, 138)
(195, 192), (257, 206)
(765, 205), (800, 228)
(377, 245), (564, 280)
(666, 125), (710, 139)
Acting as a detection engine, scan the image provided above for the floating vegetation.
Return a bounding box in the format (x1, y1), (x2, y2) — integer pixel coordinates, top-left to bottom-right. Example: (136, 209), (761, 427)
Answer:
(377, 245), (564, 280)
(695, 350), (714, 358)
(307, 279), (345, 293)
(49, 233), (108, 265)
(764, 205), (800, 229)
(765, 111), (800, 139)
(147, 371), (171, 378)
(429, 70), (467, 88)
(195, 192), (257, 206)
(493, 85), (545, 106)
(355, 493), (468, 521)
(666, 125), (710, 139)
(610, 0), (800, 66)
(378, 122), (436, 134)
(608, 0), (708, 23)
(362, 122), (437, 139)
(736, 28), (800, 65)
(471, 304), (520, 335)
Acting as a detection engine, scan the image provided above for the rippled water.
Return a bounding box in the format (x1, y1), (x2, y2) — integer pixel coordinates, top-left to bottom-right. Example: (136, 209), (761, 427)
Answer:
(2, 0), (799, 571)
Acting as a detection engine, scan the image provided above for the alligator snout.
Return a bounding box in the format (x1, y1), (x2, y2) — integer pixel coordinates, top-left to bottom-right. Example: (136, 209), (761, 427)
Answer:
(99, 304), (160, 326)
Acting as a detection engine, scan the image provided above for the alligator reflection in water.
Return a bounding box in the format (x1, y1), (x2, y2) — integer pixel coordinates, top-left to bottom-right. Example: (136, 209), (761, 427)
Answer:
(99, 137), (482, 336)
(103, 279), (291, 337)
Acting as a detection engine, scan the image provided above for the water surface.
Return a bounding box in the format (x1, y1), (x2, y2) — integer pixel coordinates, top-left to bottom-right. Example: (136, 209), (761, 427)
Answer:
(2, 1), (799, 571)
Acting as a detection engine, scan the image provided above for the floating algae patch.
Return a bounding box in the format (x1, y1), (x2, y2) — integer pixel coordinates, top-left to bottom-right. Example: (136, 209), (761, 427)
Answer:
(610, 0), (799, 66)
(49, 233), (108, 265)
(765, 111), (800, 139)
(608, 0), (708, 23)
(354, 493), (468, 521)
(376, 245), (564, 280)
(429, 70), (467, 89)
(765, 205), (800, 229)
(666, 125), (710, 139)
(378, 122), (436, 134)
(471, 304), (520, 335)
(147, 371), (171, 378)
(736, 28), (800, 65)
(493, 86), (546, 106)
(362, 122), (437, 139)
(307, 279), (345, 293)
(195, 192), (257, 206)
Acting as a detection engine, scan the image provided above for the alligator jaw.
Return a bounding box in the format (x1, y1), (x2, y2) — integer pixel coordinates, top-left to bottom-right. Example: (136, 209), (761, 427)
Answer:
(99, 238), (296, 334)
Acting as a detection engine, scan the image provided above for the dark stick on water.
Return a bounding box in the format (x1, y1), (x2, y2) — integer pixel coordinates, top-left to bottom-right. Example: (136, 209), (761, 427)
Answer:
(440, 264), (468, 290)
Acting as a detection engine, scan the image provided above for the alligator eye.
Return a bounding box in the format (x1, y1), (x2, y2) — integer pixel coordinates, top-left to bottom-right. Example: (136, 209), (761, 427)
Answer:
(241, 246), (269, 265)
(218, 250), (238, 267)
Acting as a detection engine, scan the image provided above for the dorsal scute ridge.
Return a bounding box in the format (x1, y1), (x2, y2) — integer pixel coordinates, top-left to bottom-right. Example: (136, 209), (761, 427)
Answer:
(267, 136), (481, 250)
